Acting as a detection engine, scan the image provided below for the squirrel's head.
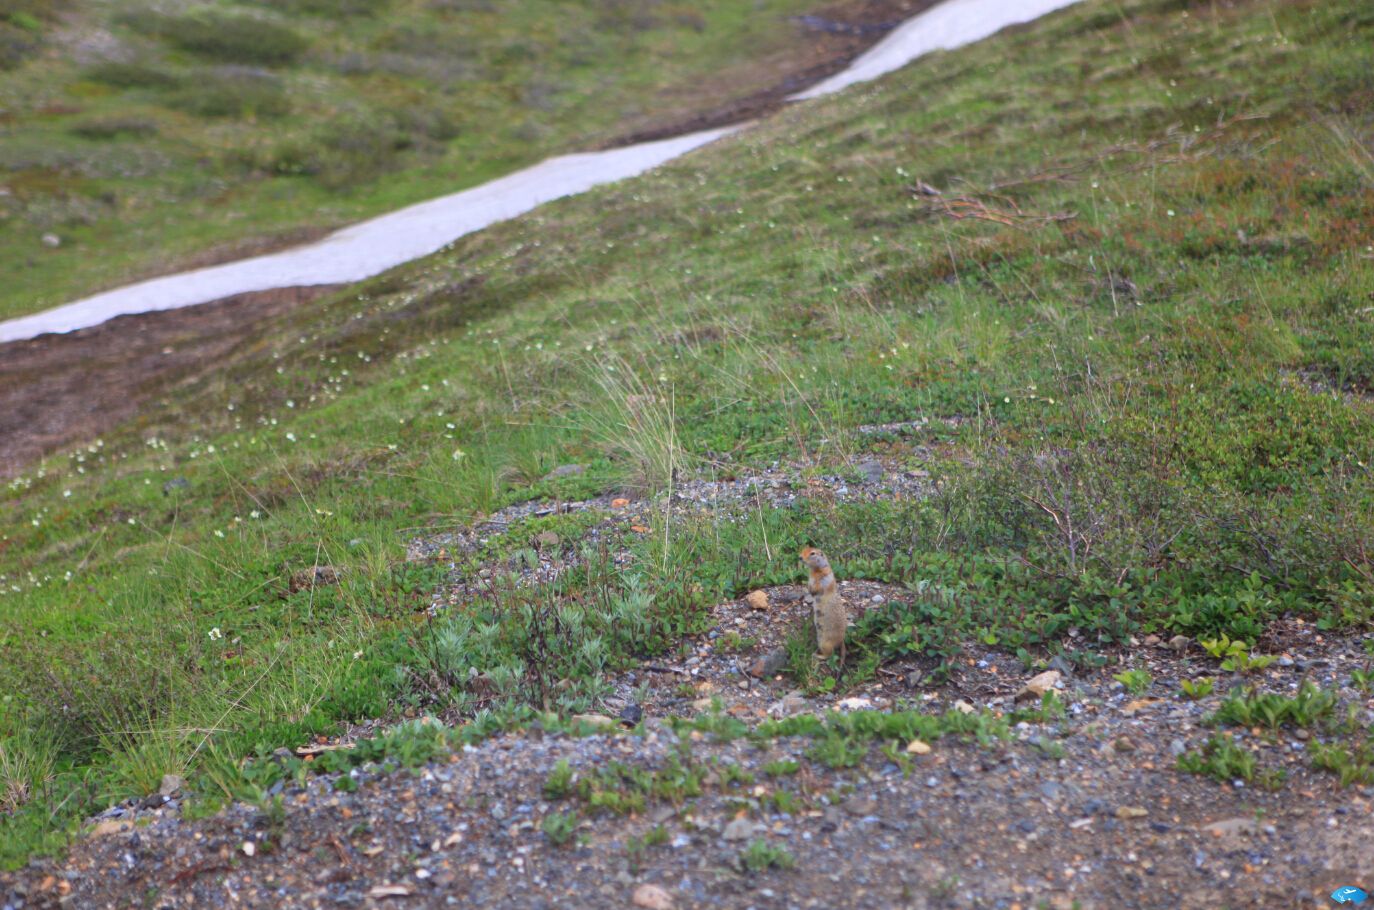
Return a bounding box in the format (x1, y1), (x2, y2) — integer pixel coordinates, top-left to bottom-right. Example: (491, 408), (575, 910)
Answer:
(799, 547), (829, 569)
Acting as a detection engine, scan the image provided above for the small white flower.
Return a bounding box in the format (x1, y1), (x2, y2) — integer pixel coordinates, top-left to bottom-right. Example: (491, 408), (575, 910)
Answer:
(208, 627), (223, 641)
(214, 530), (225, 538)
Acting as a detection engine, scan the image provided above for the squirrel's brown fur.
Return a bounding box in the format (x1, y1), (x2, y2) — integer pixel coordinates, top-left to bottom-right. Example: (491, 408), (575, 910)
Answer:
(800, 546), (846, 665)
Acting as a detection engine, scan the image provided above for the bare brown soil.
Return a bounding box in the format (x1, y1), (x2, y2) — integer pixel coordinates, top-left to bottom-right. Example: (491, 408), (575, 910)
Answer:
(0, 286), (338, 478)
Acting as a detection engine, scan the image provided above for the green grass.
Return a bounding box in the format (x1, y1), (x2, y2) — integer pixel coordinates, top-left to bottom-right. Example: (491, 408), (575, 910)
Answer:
(2, 0), (1374, 869)
(0, 0), (851, 320)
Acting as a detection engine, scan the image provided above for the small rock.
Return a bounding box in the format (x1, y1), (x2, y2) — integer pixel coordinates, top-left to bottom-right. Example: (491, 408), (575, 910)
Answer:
(870, 594), (885, 605)
(690, 698), (714, 712)
(162, 477), (190, 495)
(1113, 736), (1136, 753)
(747, 648), (788, 679)
(632, 883), (674, 910)
(241, 841), (256, 857)
(90, 820), (133, 837)
(1277, 656), (1295, 668)
(41, 232), (61, 248)
(836, 696), (872, 711)
(1047, 655), (1075, 677)
(1168, 635), (1191, 653)
(905, 671), (924, 688)
(768, 693), (809, 717)
(1201, 817), (1259, 838)
(855, 459), (884, 483)
(906, 739), (932, 755)
(721, 817), (760, 841)
(744, 590), (769, 611)
(843, 796), (877, 816)
(1143, 634), (1161, 646)
(159, 774), (185, 797)
(1170, 739), (1188, 757)
(535, 531), (560, 549)
(611, 498), (631, 509)
(953, 700), (975, 715)
(544, 464), (586, 480)
(1016, 670), (1061, 702)
(1040, 782), (1064, 801)
(572, 714), (616, 729)
(289, 565), (341, 592)
(774, 589), (804, 604)
(1116, 806), (1148, 820)
(619, 704), (643, 727)
(368, 885), (413, 899)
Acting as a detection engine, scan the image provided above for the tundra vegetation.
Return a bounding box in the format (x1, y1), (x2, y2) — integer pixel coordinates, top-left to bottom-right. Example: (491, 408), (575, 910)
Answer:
(1, 0), (1372, 868)
(0, 0), (851, 320)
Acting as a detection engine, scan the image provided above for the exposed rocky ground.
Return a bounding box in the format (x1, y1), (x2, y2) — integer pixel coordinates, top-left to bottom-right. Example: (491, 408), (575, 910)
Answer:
(5, 631), (1372, 910)
(407, 448), (939, 603)
(5, 461), (1372, 909)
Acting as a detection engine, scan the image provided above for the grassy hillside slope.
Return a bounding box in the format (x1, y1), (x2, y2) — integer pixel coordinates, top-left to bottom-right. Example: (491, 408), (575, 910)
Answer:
(0, 0), (883, 320)
(2, 0), (1373, 867)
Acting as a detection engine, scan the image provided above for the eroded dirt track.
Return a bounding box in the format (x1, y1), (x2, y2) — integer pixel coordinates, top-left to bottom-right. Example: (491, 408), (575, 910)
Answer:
(0, 286), (336, 478)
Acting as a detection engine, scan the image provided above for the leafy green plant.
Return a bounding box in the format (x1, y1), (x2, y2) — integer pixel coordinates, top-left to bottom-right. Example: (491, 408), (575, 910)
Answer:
(1011, 691), (1066, 724)
(1310, 739), (1374, 787)
(740, 839), (795, 873)
(1210, 682), (1337, 731)
(625, 824), (669, 872)
(1178, 678), (1215, 700)
(544, 759), (574, 799)
(1199, 635), (1278, 673)
(766, 789), (803, 814)
(1113, 668), (1153, 696)
(761, 760), (799, 777)
(878, 740), (914, 776)
(1177, 734), (1258, 784)
(807, 733), (868, 769)
(1199, 635), (1244, 660)
(542, 810), (579, 846)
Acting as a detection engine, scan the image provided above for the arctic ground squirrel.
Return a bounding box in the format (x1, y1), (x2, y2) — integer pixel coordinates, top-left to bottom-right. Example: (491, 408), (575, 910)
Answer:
(800, 546), (846, 665)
